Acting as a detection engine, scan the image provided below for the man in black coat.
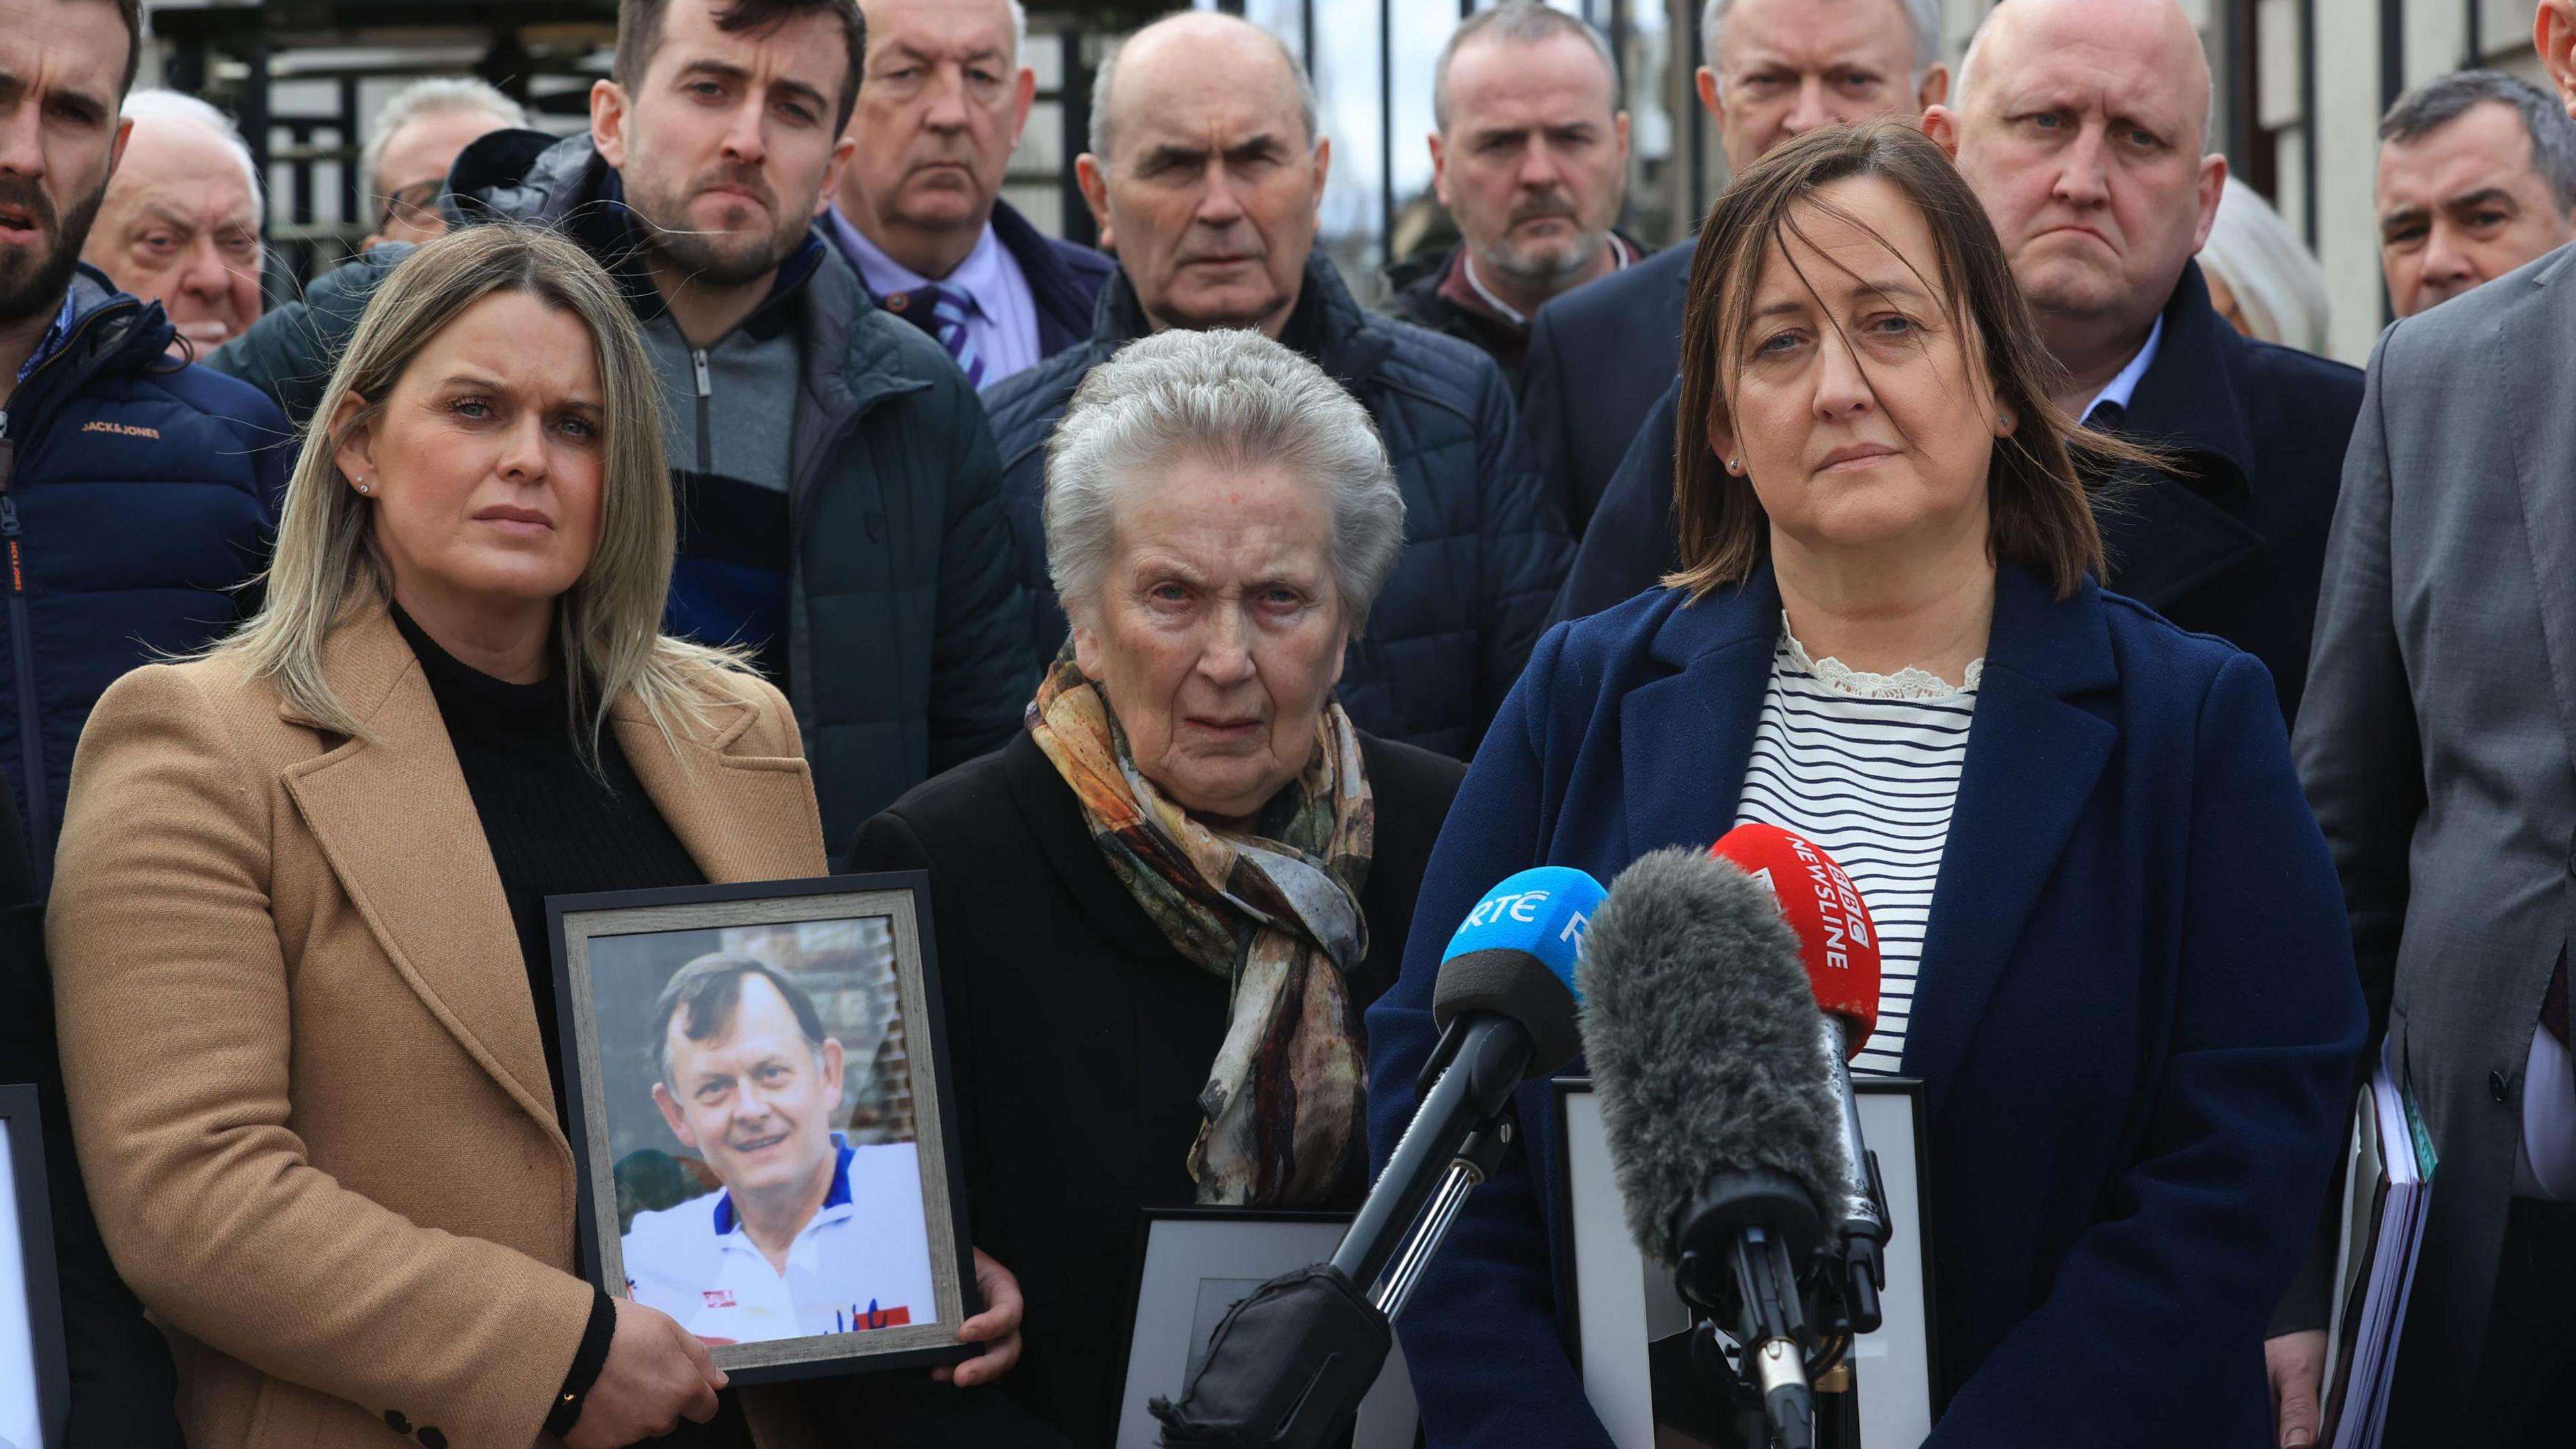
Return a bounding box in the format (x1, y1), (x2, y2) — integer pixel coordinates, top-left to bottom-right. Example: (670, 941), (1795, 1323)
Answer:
(1518, 0), (1951, 535)
(982, 12), (1567, 760)
(1559, 0), (2355, 724)
(824, 0), (1113, 386)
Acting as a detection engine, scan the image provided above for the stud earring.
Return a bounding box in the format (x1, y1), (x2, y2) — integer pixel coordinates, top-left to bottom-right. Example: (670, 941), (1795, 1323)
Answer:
(1727, 457), (1742, 474)
(354, 476), (371, 494)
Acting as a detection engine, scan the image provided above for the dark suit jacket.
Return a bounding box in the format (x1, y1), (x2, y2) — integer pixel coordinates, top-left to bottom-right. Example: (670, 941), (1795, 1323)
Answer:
(849, 729), (1466, 1448)
(1517, 241), (1693, 537)
(2293, 241), (2576, 1438)
(822, 198), (1116, 364)
(1366, 563), (2364, 1448)
(0, 786), (182, 1448)
(1550, 262), (2361, 722)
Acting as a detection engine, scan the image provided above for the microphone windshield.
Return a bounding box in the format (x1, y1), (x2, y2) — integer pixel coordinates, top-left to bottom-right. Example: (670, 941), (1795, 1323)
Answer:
(1432, 866), (1605, 1079)
(1710, 823), (1882, 1051)
(1577, 847), (1843, 1268)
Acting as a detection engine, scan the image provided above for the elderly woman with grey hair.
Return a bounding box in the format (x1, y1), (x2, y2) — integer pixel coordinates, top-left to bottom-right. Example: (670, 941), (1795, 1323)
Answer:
(848, 327), (1465, 1444)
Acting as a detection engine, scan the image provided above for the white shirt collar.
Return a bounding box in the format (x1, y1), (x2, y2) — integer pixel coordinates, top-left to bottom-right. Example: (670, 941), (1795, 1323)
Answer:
(2084, 314), (2164, 424)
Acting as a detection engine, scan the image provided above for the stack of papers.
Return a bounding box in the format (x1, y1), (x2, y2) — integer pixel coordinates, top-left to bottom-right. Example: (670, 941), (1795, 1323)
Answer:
(2318, 1046), (2436, 1449)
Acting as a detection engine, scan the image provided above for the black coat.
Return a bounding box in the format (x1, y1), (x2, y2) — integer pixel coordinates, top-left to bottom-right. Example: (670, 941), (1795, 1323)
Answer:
(1517, 239), (1692, 536)
(1550, 261), (2362, 720)
(981, 255), (1570, 761)
(1379, 243), (1538, 387)
(0, 767), (183, 1446)
(847, 729), (1465, 1447)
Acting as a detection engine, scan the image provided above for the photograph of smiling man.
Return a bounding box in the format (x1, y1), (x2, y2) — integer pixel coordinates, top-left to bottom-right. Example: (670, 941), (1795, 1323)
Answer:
(616, 942), (936, 1346)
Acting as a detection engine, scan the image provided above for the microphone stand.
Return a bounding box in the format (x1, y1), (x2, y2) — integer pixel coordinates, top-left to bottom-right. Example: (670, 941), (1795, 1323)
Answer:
(1150, 1015), (1529, 1448)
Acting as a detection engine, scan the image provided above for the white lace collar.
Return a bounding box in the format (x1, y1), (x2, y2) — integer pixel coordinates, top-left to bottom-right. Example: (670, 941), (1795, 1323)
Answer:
(1780, 614), (1984, 699)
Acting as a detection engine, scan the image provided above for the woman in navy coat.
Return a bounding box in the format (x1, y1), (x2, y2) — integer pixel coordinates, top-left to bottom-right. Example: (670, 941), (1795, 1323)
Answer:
(1364, 123), (2364, 1447)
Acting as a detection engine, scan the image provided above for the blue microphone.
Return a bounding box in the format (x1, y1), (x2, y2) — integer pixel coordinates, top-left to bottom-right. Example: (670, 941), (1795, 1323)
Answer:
(1329, 867), (1607, 1307)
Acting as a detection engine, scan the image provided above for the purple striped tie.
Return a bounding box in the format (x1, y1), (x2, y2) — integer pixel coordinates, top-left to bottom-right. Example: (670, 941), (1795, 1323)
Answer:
(889, 284), (983, 387)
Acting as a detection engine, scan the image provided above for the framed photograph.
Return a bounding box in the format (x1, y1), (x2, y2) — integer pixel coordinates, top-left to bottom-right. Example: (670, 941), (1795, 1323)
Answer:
(1115, 1209), (1418, 1449)
(549, 874), (978, 1383)
(1552, 1076), (1941, 1448)
(0, 1084), (67, 1449)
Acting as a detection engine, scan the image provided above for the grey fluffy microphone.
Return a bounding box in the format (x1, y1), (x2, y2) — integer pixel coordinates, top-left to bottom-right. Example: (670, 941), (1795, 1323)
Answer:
(1577, 847), (1847, 1448)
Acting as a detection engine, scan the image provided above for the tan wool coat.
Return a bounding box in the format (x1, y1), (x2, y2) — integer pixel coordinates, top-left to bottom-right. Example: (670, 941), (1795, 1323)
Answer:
(48, 600), (835, 1448)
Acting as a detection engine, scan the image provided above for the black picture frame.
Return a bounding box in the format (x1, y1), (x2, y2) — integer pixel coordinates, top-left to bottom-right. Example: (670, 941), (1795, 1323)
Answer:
(548, 874), (980, 1385)
(0, 1083), (68, 1449)
(1549, 1074), (1944, 1446)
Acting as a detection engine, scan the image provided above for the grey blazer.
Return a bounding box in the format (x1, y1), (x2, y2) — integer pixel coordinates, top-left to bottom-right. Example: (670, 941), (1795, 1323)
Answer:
(2295, 241), (2576, 1434)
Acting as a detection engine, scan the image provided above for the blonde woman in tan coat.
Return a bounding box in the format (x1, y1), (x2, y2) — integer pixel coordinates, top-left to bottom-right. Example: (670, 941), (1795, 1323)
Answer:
(45, 225), (1027, 1449)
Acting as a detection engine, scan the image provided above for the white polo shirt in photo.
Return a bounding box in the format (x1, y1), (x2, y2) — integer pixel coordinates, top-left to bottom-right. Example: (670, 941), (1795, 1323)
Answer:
(623, 1136), (938, 1344)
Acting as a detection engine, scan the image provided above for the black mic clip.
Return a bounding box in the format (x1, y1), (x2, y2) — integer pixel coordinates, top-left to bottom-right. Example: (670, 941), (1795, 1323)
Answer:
(1668, 1160), (1903, 1449)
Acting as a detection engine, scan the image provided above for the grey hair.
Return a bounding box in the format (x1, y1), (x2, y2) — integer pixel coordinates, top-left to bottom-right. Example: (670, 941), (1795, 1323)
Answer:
(1044, 329), (1407, 635)
(1087, 13), (1320, 162)
(358, 77), (529, 203)
(119, 89), (264, 229)
(2380, 68), (2576, 215)
(1955, 0), (2218, 150)
(1701, 0), (1941, 77)
(2198, 175), (2330, 352)
(1434, 1), (1620, 134)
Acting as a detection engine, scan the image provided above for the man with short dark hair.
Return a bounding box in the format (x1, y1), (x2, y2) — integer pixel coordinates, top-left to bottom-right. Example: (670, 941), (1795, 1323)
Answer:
(0, 1), (281, 1440)
(1524, 0), (1947, 537)
(2375, 68), (2576, 318)
(209, 0), (1035, 847)
(826, 0), (1110, 384)
(1380, 1), (1635, 386)
(625, 955), (936, 1344)
(981, 10), (1566, 761)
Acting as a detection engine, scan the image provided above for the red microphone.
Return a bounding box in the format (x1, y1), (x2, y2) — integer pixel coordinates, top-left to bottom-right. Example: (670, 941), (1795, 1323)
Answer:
(1709, 822), (1881, 1060)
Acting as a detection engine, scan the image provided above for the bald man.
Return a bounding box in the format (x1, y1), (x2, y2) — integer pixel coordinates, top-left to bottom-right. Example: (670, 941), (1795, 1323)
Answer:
(1925, 0), (2358, 723)
(979, 11), (1568, 761)
(1559, 0), (2355, 726)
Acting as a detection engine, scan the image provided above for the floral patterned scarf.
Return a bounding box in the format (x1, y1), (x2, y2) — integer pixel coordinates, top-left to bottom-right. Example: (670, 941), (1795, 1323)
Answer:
(1026, 650), (1373, 1208)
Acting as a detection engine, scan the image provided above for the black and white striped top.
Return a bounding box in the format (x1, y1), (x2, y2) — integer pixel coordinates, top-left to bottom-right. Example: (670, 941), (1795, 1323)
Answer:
(1732, 623), (1979, 1077)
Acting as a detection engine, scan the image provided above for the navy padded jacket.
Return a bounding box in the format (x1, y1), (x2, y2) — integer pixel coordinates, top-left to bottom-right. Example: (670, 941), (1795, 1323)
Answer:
(2, 267), (288, 890)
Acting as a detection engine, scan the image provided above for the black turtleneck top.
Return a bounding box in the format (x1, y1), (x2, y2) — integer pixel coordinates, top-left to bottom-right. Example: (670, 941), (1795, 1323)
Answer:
(392, 605), (714, 1437)
(392, 605), (706, 1075)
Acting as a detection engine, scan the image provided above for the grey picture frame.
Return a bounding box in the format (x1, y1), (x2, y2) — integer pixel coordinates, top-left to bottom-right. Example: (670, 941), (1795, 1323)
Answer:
(0, 1083), (68, 1449)
(548, 874), (979, 1384)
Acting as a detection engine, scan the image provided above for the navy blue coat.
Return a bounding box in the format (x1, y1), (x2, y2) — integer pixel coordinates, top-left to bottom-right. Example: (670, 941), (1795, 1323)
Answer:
(1364, 562), (2365, 1447)
(982, 254), (1571, 759)
(820, 197), (1114, 364)
(1517, 239), (1691, 536)
(1550, 262), (2360, 722)
(4, 267), (286, 890)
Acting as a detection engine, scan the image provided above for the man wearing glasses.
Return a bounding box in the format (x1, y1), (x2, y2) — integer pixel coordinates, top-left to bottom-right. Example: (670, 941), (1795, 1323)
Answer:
(358, 77), (529, 249)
